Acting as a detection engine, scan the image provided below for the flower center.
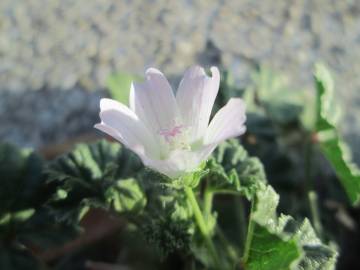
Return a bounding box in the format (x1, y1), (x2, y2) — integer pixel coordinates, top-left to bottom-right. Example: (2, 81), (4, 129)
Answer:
(158, 125), (190, 152)
(159, 125), (183, 141)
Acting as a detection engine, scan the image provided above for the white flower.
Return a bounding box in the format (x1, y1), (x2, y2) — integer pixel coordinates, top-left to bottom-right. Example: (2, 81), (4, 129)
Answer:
(95, 66), (246, 178)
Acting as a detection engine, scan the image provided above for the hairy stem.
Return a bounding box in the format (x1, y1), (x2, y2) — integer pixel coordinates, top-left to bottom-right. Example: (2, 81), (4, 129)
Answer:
(242, 200), (255, 264)
(184, 186), (221, 269)
(203, 189), (214, 220)
(308, 191), (323, 238)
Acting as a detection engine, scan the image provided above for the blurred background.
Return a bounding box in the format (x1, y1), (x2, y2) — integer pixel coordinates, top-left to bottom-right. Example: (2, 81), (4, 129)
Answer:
(1, 0), (360, 163)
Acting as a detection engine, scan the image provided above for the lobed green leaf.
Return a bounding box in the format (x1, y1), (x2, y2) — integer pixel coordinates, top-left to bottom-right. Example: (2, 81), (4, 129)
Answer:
(46, 140), (144, 224)
(206, 140), (267, 199)
(314, 63), (360, 206)
(244, 183), (337, 270)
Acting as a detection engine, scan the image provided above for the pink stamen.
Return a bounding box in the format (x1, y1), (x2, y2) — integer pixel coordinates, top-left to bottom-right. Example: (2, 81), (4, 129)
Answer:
(159, 125), (184, 141)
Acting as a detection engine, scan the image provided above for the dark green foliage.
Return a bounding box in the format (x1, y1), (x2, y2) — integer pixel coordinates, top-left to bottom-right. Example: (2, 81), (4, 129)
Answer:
(314, 64), (360, 206)
(0, 143), (46, 215)
(244, 184), (337, 270)
(0, 143), (74, 270)
(0, 246), (41, 270)
(281, 217), (338, 270)
(46, 140), (145, 224)
(244, 184), (301, 270)
(245, 224), (300, 270)
(17, 208), (78, 249)
(135, 168), (195, 257)
(142, 215), (192, 258)
(206, 139), (267, 199)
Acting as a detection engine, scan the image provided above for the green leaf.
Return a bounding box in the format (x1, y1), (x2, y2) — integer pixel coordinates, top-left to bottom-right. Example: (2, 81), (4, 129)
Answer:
(280, 217), (338, 270)
(136, 169), (195, 258)
(17, 208), (79, 249)
(251, 184), (279, 226)
(47, 139), (128, 183)
(139, 178), (194, 257)
(0, 143), (46, 216)
(142, 213), (192, 258)
(244, 184), (337, 270)
(106, 178), (146, 213)
(314, 63), (360, 205)
(0, 143), (76, 266)
(246, 224), (300, 270)
(46, 140), (143, 224)
(107, 72), (142, 106)
(0, 144), (30, 214)
(206, 140), (267, 199)
(245, 184), (301, 270)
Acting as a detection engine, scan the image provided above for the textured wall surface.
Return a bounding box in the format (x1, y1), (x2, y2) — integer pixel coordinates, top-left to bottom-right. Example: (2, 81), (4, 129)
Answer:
(1, 0), (360, 159)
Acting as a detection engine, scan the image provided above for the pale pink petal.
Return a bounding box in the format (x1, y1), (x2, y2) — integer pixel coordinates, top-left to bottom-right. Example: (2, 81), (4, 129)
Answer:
(100, 98), (124, 111)
(94, 123), (122, 142)
(139, 144), (216, 178)
(204, 98), (246, 145)
(129, 68), (179, 134)
(176, 66), (220, 143)
(95, 123), (150, 162)
(95, 99), (159, 158)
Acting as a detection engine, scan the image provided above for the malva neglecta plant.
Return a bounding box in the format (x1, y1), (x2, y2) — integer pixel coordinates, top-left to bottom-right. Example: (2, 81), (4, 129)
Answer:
(2, 64), (360, 270)
(94, 66), (337, 269)
(95, 66), (246, 269)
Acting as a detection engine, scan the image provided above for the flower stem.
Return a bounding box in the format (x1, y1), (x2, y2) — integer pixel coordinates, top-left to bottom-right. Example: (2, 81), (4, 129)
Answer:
(184, 186), (221, 269)
(235, 197), (247, 252)
(242, 200), (255, 263)
(304, 135), (324, 238)
(304, 135), (314, 192)
(308, 190), (323, 238)
(203, 189), (213, 220)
